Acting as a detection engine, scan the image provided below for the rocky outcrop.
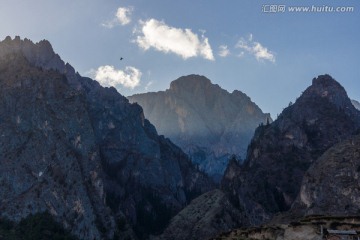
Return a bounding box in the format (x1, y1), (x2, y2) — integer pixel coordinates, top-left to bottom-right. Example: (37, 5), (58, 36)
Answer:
(128, 75), (270, 181)
(0, 36), (65, 72)
(222, 74), (360, 225)
(156, 189), (246, 240)
(291, 133), (360, 216)
(0, 36), (214, 239)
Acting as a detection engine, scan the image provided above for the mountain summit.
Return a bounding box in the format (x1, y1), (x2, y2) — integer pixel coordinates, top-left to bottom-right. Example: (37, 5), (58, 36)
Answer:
(129, 75), (270, 181)
(0, 36), (65, 72)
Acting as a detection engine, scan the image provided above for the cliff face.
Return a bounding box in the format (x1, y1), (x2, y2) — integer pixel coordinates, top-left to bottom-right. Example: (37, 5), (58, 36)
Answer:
(0, 52), (112, 240)
(217, 134), (360, 239)
(0, 36), (214, 239)
(291, 133), (360, 216)
(129, 75), (270, 181)
(222, 74), (360, 225)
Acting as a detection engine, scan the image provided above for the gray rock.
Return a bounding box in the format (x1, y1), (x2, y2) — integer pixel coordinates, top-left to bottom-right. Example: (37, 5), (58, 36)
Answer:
(0, 36), (214, 240)
(128, 75), (270, 181)
(156, 189), (246, 240)
(0, 52), (112, 240)
(292, 133), (360, 216)
(221, 74), (360, 226)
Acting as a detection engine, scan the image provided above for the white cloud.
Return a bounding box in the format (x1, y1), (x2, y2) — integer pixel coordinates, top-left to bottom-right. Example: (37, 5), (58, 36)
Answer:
(102, 21), (116, 29)
(218, 45), (230, 57)
(116, 7), (132, 25)
(237, 51), (245, 58)
(95, 65), (141, 89)
(145, 81), (153, 91)
(235, 34), (275, 63)
(135, 18), (214, 60)
(252, 43), (275, 62)
(102, 6), (133, 28)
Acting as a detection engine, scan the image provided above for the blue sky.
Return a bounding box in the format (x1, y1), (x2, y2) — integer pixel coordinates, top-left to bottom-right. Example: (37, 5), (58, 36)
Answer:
(1, 0), (359, 118)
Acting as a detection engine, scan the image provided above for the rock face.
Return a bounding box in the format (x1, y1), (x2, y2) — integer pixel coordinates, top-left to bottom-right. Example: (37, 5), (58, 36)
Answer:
(222, 74), (360, 225)
(0, 36), (214, 239)
(352, 99), (360, 110)
(216, 132), (360, 239)
(0, 50), (111, 240)
(128, 75), (270, 181)
(157, 189), (246, 240)
(291, 133), (360, 216)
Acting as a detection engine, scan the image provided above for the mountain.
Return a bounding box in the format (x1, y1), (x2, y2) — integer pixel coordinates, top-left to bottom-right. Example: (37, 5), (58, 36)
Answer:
(0, 36), (214, 239)
(222, 74), (360, 226)
(352, 99), (360, 110)
(128, 75), (270, 181)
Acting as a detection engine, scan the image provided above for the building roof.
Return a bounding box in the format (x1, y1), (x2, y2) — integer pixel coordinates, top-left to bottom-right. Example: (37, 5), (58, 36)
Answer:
(327, 229), (357, 235)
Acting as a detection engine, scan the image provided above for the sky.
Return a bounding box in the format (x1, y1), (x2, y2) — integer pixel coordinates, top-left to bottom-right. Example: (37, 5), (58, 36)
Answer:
(0, 0), (360, 118)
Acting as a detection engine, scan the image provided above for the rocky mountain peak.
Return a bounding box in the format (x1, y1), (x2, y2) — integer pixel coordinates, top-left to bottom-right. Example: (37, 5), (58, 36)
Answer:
(311, 74), (340, 86)
(169, 74), (213, 93)
(300, 74), (352, 111)
(0, 36), (67, 74)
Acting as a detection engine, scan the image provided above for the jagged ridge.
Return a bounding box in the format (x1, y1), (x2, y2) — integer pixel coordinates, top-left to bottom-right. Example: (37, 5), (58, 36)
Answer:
(0, 36), (214, 240)
(222, 74), (360, 226)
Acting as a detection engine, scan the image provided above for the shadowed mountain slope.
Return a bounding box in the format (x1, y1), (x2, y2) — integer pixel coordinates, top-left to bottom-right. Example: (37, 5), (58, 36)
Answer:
(222, 74), (360, 225)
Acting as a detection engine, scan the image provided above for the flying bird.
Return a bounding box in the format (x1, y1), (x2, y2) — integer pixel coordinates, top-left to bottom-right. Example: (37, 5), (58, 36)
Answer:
(120, 57), (123, 61)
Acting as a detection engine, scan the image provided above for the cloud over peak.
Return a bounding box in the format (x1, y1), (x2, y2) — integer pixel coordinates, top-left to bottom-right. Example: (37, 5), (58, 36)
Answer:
(235, 34), (275, 63)
(102, 6), (133, 28)
(95, 65), (141, 89)
(135, 19), (214, 60)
